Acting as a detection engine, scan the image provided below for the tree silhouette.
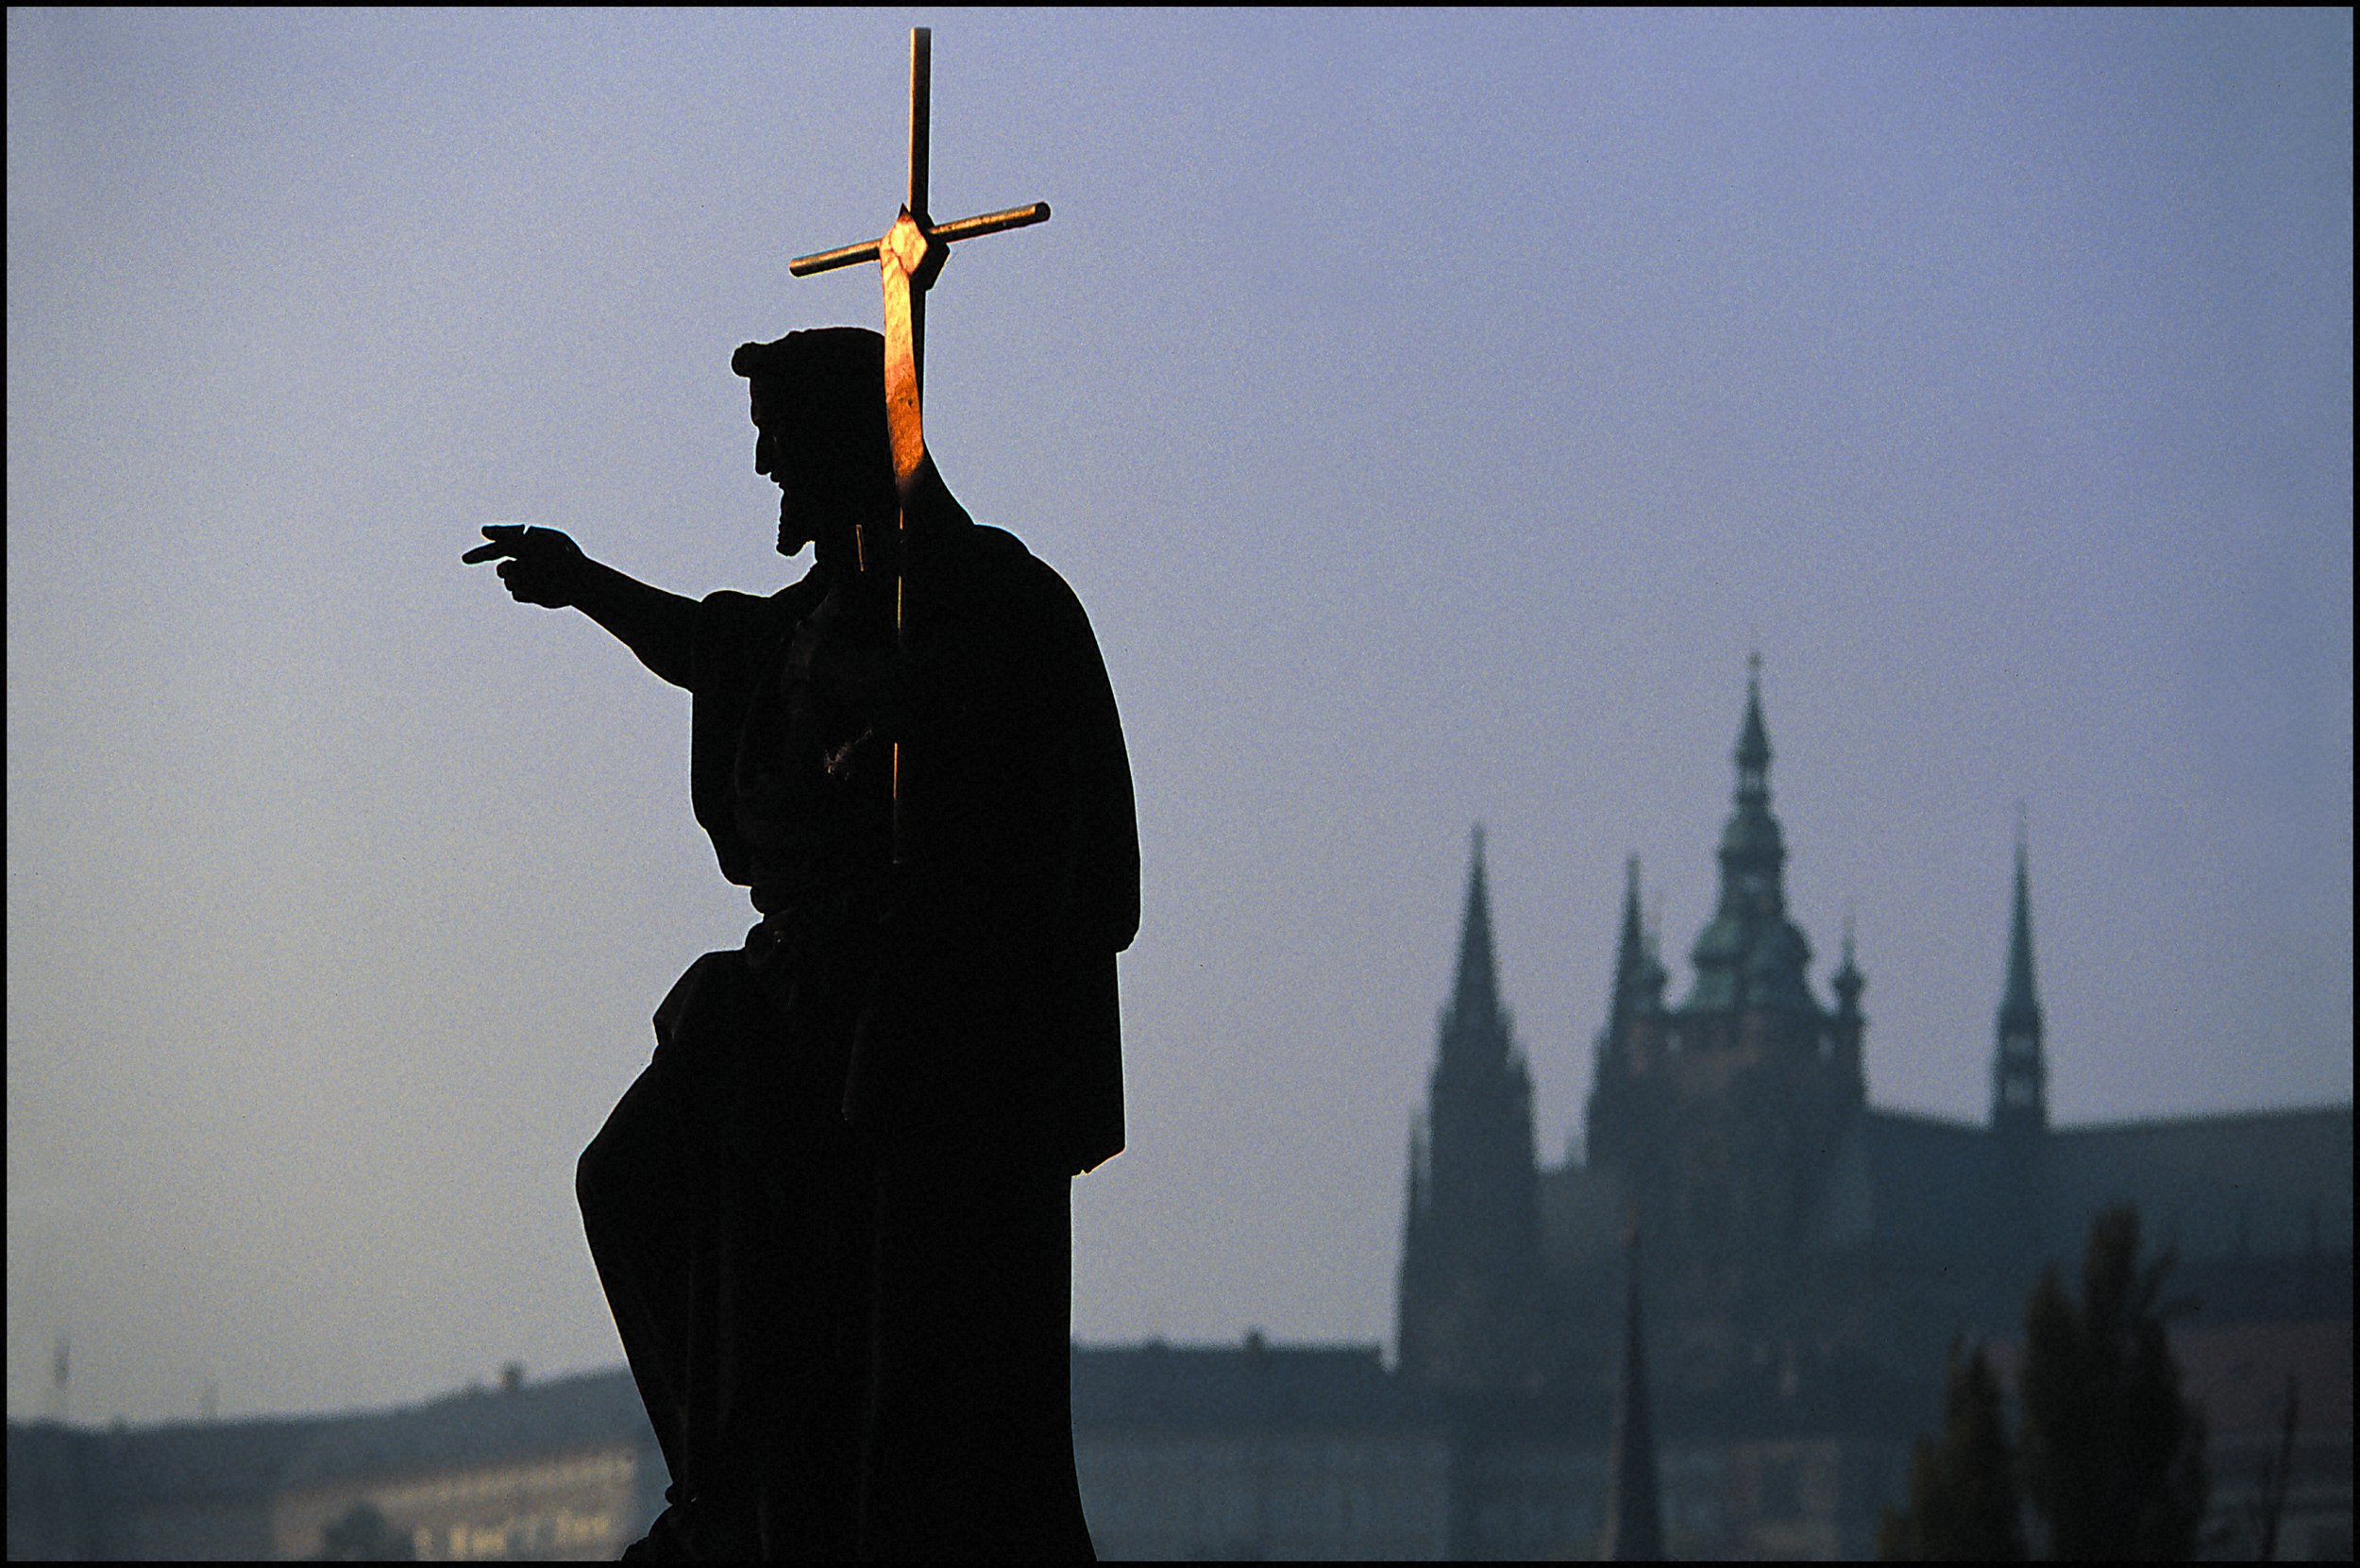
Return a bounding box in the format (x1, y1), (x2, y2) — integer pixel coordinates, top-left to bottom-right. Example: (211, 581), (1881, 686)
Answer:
(1880, 1205), (2208, 1560)
(1878, 1338), (2026, 1560)
(316, 1501), (414, 1561)
(2019, 1205), (2207, 1559)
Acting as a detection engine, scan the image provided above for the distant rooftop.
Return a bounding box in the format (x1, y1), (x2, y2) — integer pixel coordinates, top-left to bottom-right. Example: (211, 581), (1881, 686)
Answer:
(1070, 1340), (1419, 1433)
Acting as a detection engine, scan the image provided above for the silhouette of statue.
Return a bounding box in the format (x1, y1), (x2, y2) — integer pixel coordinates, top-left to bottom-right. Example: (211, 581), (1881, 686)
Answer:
(464, 327), (1138, 1560)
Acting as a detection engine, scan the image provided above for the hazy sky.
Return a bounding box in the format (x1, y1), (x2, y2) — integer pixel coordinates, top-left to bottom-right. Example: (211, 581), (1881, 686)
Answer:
(8, 9), (2351, 1427)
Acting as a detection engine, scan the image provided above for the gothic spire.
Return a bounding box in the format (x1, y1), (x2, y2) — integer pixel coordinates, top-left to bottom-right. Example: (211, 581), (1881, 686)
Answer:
(1998, 817), (2041, 1036)
(1448, 825), (1506, 1043)
(1726, 652), (1778, 850)
(1991, 814), (2048, 1137)
(1602, 854), (1646, 1050)
(1602, 1225), (1664, 1560)
(1401, 826), (1542, 1391)
(1618, 854), (1645, 984)
(1734, 650), (1772, 801)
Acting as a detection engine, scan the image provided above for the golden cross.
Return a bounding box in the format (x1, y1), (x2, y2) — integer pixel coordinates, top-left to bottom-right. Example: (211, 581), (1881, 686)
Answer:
(788, 27), (1051, 502)
(786, 28), (1052, 861)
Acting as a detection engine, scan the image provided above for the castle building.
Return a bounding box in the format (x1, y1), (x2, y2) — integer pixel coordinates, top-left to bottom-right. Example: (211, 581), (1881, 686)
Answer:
(1394, 661), (2352, 1555)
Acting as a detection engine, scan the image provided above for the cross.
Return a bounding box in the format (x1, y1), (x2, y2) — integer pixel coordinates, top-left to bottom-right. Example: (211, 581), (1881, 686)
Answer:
(788, 27), (1050, 505)
(786, 26), (1051, 860)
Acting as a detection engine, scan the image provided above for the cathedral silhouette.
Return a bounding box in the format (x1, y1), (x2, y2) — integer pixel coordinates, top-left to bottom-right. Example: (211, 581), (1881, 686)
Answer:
(1394, 664), (2349, 1549)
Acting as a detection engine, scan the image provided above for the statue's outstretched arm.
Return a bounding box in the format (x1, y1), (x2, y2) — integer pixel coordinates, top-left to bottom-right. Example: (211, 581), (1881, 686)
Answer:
(464, 524), (697, 688)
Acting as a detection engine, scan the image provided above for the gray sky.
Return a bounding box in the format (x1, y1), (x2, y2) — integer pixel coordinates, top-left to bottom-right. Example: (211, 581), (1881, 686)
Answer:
(8, 8), (2351, 1427)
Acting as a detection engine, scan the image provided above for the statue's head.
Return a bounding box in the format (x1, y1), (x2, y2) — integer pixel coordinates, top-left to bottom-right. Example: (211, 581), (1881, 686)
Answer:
(733, 328), (894, 559)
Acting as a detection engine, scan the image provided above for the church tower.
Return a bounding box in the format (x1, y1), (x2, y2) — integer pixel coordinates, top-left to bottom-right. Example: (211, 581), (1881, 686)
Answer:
(1582, 660), (1863, 1383)
(1397, 828), (1546, 1392)
(1678, 655), (1829, 1037)
(1990, 820), (2048, 1140)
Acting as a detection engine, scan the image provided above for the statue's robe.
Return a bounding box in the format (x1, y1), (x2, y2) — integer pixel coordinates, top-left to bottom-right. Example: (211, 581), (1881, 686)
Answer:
(576, 499), (1138, 1560)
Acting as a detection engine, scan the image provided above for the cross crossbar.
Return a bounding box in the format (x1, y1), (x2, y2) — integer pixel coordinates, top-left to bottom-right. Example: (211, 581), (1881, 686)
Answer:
(788, 202), (1053, 278)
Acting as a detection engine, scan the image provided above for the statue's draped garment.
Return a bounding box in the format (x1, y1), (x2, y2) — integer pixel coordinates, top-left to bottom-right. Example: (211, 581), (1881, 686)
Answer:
(577, 503), (1138, 1558)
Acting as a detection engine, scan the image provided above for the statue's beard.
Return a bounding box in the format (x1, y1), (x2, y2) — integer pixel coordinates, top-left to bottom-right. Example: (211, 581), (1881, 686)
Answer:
(777, 491), (812, 556)
(777, 479), (885, 566)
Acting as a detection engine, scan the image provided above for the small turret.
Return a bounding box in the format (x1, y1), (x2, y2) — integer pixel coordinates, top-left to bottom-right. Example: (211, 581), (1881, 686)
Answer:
(1828, 909), (1867, 1096)
(1831, 910), (1865, 1021)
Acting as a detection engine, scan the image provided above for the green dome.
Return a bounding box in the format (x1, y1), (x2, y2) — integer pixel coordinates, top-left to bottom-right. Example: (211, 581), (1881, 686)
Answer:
(1745, 919), (1811, 976)
(1692, 914), (1745, 967)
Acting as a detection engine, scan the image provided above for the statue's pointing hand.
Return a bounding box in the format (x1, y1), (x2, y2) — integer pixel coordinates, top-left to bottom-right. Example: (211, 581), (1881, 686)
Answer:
(464, 524), (587, 609)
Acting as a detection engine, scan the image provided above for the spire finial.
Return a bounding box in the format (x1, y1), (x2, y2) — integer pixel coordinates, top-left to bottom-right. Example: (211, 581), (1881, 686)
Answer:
(1732, 651), (1773, 791)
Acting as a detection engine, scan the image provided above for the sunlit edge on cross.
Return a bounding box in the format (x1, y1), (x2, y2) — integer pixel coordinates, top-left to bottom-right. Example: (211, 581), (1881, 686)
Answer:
(784, 23), (1054, 491)
(783, 25), (1054, 867)
(785, 28), (1054, 363)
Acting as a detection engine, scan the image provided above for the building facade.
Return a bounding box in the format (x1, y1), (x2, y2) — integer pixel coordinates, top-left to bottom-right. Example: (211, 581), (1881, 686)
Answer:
(6, 1370), (664, 1563)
